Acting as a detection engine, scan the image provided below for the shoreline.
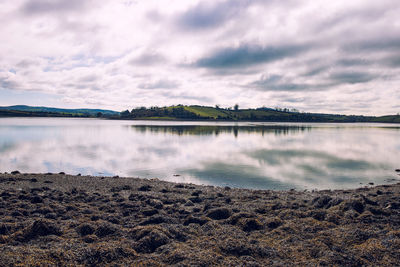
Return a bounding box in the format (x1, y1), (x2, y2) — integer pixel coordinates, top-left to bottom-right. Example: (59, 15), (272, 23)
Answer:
(2, 115), (400, 124)
(1, 172), (400, 266)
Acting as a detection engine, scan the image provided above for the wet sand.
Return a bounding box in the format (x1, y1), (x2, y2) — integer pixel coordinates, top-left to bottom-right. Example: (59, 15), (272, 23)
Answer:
(0, 172), (399, 266)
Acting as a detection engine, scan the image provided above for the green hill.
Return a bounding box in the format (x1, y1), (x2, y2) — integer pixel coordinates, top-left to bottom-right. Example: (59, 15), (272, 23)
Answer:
(0, 105), (118, 116)
(125, 105), (400, 123)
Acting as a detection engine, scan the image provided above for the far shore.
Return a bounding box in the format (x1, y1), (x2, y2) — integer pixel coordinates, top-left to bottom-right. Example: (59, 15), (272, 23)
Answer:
(1, 172), (400, 266)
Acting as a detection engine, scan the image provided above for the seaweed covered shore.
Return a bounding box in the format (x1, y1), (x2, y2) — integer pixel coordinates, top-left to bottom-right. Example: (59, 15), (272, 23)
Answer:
(0, 172), (400, 266)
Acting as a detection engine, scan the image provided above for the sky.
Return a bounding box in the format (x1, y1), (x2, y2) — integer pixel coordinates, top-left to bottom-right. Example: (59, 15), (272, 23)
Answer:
(0, 0), (400, 115)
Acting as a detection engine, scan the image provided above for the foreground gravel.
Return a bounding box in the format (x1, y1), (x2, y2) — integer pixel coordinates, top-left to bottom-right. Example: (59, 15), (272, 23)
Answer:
(0, 172), (400, 266)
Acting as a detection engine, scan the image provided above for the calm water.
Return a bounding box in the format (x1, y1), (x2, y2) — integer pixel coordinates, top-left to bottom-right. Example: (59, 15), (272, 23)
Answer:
(0, 118), (399, 190)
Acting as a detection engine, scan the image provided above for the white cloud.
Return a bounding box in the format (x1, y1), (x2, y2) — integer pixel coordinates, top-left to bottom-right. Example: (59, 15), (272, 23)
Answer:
(0, 0), (399, 114)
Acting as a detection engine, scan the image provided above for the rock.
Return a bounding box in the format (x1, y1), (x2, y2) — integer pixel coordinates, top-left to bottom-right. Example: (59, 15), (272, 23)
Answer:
(312, 195), (332, 209)
(0, 224), (12, 235)
(348, 199), (365, 213)
(266, 217), (283, 229)
(30, 195), (43, 204)
(77, 224), (95, 236)
(11, 170), (20, 175)
(106, 216), (121, 225)
(0, 191), (12, 199)
(395, 169), (400, 172)
(207, 208), (231, 220)
(219, 238), (252, 256)
(58, 172), (65, 175)
(188, 196), (202, 203)
(140, 215), (176, 225)
(142, 209), (158, 216)
(83, 234), (97, 243)
(134, 228), (170, 253)
(45, 213), (57, 220)
(241, 218), (264, 232)
(183, 216), (210, 226)
(147, 199), (164, 209)
(22, 220), (62, 241)
(191, 190), (202, 196)
(30, 178), (38, 183)
(91, 215), (100, 221)
(184, 200), (194, 206)
(95, 223), (117, 237)
(121, 185), (131, 190)
(138, 185), (152, 192)
(309, 210), (327, 221)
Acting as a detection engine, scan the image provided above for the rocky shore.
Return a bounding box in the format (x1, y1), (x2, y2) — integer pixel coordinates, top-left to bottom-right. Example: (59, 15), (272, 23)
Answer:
(0, 172), (399, 266)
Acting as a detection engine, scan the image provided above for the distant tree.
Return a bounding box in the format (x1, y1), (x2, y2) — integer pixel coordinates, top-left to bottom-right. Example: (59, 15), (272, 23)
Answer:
(234, 104), (239, 111)
(120, 110), (130, 117)
(96, 112), (103, 117)
(215, 105), (220, 109)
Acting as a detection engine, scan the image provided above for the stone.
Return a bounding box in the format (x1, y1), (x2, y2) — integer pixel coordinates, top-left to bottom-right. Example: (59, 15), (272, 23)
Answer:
(207, 208), (231, 220)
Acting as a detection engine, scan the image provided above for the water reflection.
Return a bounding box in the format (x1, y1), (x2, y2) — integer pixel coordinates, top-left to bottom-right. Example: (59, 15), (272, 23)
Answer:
(129, 125), (311, 137)
(0, 118), (399, 190)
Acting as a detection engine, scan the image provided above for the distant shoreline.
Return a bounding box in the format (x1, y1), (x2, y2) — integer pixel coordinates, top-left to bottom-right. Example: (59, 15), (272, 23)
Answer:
(1, 115), (400, 124)
(1, 172), (400, 265)
(1, 105), (400, 123)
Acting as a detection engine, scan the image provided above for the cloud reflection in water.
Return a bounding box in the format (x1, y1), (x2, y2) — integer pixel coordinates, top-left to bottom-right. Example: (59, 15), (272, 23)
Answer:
(0, 118), (399, 190)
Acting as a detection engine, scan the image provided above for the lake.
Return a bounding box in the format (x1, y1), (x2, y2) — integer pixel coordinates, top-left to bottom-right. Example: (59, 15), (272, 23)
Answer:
(0, 117), (399, 190)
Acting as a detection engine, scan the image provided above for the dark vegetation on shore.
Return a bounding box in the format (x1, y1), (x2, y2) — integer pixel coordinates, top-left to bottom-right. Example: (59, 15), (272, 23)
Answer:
(1, 104), (400, 123)
(0, 105), (118, 118)
(1, 172), (400, 266)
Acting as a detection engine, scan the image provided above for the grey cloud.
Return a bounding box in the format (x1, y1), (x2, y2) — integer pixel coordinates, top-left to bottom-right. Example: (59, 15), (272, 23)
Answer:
(0, 77), (21, 90)
(195, 44), (308, 69)
(336, 58), (372, 67)
(138, 79), (179, 90)
(176, 0), (247, 30)
(78, 74), (98, 83)
(161, 92), (213, 103)
(329, 71), (377, 84)
(129, 52), (166, 66)
(175, 0), (297, 31)
(344, 37), (400, 52)
(303, 57), (374, 78)
(21, 0), (88, 15)
(249, 75), (332, 92)
(381, 56), (400, 68)
(281, 97), (306, 103)
(302, 65), (330, 77)
(313, 5), (390, 34)
(201, 67), (261, 76)
(16, 59), (39, 68)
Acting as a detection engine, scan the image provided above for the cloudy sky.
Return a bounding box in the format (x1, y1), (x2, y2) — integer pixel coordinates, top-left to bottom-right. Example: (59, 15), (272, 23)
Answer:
(0, 0), (400, 115)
